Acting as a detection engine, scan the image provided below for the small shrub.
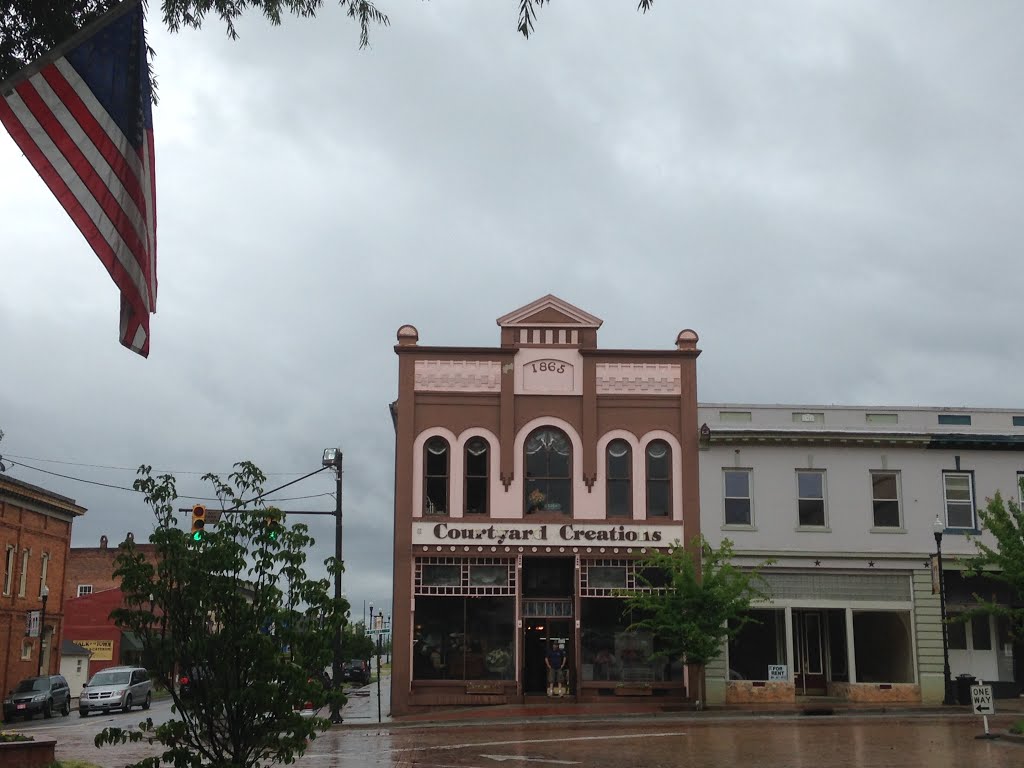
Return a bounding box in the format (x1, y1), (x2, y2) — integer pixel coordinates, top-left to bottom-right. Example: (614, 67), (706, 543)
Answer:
(0, 730), (32, 743)
(1010, 719), (1024, 735)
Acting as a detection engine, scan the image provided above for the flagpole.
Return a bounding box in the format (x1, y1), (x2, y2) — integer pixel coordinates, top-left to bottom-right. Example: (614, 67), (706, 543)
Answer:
(0, 0), (143, 95)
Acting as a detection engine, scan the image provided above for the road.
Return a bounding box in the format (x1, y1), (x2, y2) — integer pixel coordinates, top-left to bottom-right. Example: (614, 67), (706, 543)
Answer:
(8, 683), (1024, 768)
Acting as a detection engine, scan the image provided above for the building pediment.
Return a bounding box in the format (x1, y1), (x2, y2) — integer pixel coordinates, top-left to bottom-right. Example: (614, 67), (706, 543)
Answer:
(496, 294), (603, 329)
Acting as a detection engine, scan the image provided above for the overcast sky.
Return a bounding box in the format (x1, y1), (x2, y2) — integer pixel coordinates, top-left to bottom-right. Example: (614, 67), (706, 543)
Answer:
(2, 1), (1023, 621)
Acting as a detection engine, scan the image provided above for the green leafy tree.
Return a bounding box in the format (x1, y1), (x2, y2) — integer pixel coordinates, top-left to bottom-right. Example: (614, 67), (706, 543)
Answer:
(965, 481), (1024, 633)
(1, 0), (655, 84)
(620, 537), (770, 707)
(96, 462), (347, 768)
(341, 620), (375, 661)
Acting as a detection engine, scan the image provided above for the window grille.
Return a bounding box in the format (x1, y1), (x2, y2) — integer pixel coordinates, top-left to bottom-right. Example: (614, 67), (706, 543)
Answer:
(579, 559), (667, 597)
(414, 557), (516, 596)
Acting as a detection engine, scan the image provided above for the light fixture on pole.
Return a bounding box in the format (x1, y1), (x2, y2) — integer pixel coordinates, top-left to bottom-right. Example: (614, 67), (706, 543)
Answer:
(933, 514), (955, 705)
(376, 610), (384, 723)
(322, 447), (344, 724)
(38, 585), (49, 676)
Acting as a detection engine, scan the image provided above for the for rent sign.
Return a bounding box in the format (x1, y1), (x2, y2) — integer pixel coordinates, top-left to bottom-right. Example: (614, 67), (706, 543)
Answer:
(413, 522), (681, 547)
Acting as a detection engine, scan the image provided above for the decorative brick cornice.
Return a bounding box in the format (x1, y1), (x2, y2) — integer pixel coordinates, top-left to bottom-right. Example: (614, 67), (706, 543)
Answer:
(595, 363), (681, 395)
(414, 360), (502, 393)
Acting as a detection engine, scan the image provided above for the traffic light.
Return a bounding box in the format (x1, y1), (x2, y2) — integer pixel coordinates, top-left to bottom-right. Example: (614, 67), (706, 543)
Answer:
(190, 505), (206, 541)
(264, 517), (281, 541)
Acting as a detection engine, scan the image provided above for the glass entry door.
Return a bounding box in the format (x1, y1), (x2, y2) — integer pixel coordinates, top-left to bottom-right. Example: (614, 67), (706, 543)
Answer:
(794, 610), (827, 694)
(523, 619), (573, 694)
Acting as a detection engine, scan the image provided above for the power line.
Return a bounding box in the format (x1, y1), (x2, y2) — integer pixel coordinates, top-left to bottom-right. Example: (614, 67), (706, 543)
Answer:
(1, 451), (323, 477)
(1, 459), (334, 504)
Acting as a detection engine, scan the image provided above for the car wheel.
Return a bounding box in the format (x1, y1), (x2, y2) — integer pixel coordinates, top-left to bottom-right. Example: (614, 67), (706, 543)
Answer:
(79, 710), (88, 718)
(43, 699), (53, 718)
(123, 694), (133, 712)
(142, 692), (151, 710)
(61, 699), (71, 716)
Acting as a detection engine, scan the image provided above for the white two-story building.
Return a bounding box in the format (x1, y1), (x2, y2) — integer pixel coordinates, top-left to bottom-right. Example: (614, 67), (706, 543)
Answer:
(698, 404), (1024, 706)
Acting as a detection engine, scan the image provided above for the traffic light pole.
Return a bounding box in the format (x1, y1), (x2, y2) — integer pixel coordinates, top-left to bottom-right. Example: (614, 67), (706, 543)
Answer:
(330, 456), (344, 724)
(176, 459), (346, 724)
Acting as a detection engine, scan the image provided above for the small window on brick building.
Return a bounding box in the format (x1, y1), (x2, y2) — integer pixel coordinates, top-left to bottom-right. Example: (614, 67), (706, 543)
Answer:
(39, 552), (49, 597)
(21, 640), (32, 660)
(2, 546), (14, 596)
(77, 584), (93, 598)
(18, 549), (30, 597)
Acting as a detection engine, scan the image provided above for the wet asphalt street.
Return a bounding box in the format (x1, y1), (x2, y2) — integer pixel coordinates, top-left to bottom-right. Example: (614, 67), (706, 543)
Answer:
(9, 676), (1024, 768)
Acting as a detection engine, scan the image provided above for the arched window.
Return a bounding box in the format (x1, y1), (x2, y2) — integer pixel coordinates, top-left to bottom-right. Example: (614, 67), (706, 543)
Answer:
(424, 437), (450, 515)
(606, 439), (632, 518)
(464, 438), (489, 515)
(524, 428), (572, 515)
(645, 440), (671, 518)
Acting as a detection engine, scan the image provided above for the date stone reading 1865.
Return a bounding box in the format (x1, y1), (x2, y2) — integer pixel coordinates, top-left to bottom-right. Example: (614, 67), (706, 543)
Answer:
(523, 358), (574, 393)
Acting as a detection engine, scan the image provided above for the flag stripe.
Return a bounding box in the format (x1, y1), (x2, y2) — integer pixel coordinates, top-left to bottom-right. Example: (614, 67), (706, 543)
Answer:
(42, 63), (149, 242)
(2, 89), (151, 315)
(53, 56), (156, 305)
(1, 1), (156, 357)
(141, 129), (157, 308)
(23, 72), (151, 270)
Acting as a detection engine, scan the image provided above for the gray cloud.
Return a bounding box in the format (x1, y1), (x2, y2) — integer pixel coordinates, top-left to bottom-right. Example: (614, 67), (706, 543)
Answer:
(2, 1), (1024, 616)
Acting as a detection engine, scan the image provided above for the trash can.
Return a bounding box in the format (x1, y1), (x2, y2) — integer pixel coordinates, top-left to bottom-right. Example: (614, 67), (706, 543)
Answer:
(956, 673), (977, 705)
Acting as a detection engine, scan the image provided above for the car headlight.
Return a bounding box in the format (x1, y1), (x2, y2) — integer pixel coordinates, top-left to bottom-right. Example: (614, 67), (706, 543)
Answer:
(33, 694), (47, 701)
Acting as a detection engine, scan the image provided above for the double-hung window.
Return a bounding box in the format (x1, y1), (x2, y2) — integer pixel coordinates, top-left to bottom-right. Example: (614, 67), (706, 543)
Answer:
(2, 546), (14, 596)
(870, 471), (901, 528)
(423, 437), (450, 515)
(942, 472), (975, 530)
(797, 470), (827, 527)
(723, 469), (752, 526)
(605, 440), (632, 518)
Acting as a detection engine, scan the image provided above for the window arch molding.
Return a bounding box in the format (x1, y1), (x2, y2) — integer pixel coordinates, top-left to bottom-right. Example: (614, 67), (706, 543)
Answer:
(413, 427), (458, 519)
(456, 427), (500, 517)
(594, 430), (640, 521)
(511, 417), (584, 519)
(637, 430), (683, 521)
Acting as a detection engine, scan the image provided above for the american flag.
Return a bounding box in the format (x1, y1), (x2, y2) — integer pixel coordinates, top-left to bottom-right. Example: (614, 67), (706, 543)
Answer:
(0, 0), (157, 357)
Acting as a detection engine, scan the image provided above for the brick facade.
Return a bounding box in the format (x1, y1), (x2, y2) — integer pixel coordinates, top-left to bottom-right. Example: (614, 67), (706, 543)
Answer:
(65, 533), (157, 599)
(0, 476), (85, 699)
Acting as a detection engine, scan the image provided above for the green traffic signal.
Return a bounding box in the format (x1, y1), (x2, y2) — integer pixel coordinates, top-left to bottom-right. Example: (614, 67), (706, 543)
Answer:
(191, 505), (207, 541)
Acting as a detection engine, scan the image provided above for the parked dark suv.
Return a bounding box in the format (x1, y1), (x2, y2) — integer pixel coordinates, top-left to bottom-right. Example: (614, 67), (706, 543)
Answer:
(3, 674), (71, 721)
(342, 659), (370, 686)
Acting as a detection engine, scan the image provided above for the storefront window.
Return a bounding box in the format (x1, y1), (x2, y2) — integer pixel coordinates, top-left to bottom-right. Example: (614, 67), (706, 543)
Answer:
(413, 596), (515, 681)
(422, 564), (461, 587)
(853, 611), (913, 683)
(727, 609), (787, 681)
(579, 599), (681, 683)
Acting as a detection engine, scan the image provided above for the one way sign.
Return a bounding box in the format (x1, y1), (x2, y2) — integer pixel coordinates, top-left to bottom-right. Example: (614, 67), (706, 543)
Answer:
(971, 684), (995, 715)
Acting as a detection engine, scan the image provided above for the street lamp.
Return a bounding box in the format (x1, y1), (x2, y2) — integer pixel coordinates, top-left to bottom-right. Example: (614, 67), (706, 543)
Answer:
(37, 585), (49, 676)
(933, 514), (956, 705)
(322, 448), (344, 724)
(375, 610), (384, 723)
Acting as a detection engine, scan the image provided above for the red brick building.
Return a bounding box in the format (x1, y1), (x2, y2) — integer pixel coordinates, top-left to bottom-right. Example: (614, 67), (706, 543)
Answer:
(62, 535), (158, 675)
(1, 475), (86, 698)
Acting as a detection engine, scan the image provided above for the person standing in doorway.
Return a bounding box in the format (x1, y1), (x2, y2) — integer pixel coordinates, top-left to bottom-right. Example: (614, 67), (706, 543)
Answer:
(545, 640), (567, 697)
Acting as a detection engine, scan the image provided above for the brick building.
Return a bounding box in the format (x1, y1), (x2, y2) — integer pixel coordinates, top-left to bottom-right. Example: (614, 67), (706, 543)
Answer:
(1, 475), (85, 698)
(64, 533), (156, 599)
(62, 534), (158, 677)
(389, 295), (701, 714)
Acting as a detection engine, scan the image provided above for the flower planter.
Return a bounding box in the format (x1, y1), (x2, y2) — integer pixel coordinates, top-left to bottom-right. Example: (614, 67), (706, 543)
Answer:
(0, 737), (57, 768)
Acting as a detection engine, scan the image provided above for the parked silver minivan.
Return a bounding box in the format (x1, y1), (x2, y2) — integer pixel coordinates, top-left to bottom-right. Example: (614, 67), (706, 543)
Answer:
(79, 666), (152, 716)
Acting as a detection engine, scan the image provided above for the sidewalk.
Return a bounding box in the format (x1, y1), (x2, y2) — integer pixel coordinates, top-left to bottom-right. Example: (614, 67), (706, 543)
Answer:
(385, 695), (1024, 727)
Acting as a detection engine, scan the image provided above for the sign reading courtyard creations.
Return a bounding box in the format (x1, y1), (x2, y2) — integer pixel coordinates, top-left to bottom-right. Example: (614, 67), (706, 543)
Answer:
(413, 522), (681, 548)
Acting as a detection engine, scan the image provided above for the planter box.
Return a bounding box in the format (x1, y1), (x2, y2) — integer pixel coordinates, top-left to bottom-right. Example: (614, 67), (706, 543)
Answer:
(0, 738), (57, 768)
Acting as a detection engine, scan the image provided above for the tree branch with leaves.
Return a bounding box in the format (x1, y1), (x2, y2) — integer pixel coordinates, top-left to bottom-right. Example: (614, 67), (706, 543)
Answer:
(95, 461), (347, 768)
(620, 537), (771, 707)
